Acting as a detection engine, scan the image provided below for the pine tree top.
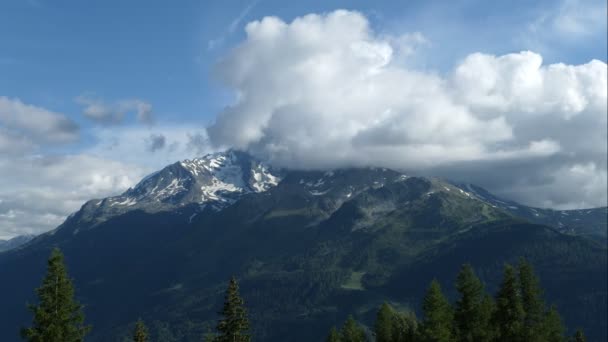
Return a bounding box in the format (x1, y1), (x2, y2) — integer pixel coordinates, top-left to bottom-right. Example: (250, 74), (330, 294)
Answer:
(21, 248), (91, 342)
(326, 326), (341, 342)
(133, 318), (148, 342)
(341, 316), (366, 342)
(216, 276), (250, 342)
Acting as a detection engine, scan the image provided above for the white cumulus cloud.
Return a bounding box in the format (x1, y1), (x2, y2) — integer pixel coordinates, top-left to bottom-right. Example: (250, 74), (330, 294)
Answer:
(207, 10), (607, 208)
(0, 154), (148, 239)
(0, 96), (79, 153)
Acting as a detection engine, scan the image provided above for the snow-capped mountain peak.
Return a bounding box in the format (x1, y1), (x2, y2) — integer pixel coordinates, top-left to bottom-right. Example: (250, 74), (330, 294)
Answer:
(73, 150), (282, 225)
(128, 150), (281, 207)
(178, 150), (280, 200)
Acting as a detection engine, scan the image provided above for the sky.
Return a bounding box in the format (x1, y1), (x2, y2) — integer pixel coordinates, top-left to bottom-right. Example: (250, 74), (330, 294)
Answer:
(0, 0), (606, 239)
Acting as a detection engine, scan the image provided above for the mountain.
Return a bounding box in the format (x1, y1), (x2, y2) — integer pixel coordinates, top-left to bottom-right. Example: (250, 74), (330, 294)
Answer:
(66, 150), (281, 230)
(0, 151), (605, 341)
(454, 183), (608, 240)
(0, 234), (35, 253)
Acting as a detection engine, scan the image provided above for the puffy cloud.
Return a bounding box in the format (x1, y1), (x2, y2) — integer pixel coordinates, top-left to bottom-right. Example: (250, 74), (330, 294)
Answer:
(0, 124), (216, 239)
(146, 133), (166, 152)
(76, 95), (154, 125)
(207, 10), (607, 208)
(0, 97), (79, 153)
(528, 163), (607, 209)
(0, 154), (147, 239)
(0, 128), (36, 154)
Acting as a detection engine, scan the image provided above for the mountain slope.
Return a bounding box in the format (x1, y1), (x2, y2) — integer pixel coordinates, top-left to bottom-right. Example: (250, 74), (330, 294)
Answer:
(0, 151), (605, 341)
(0, 234), (35, 253)
(455, 183), (608, 239)
(58, 150), (281, 232)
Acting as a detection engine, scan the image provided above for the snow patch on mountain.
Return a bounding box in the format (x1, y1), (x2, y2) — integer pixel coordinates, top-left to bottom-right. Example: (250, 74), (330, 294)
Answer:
(73, 150), (284, 226)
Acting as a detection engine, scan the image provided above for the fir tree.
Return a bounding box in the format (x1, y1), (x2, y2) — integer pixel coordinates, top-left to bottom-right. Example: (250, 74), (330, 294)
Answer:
(572, 329), (586, 342)
(216, 276), (250, 342)
(454, 264), (491, 342)
(493, 264), (524, 342)
(518, 259), (546, 341)
(544, 305), (565, 342)
(374, 302), (418, 342)
(340, 316), (366, 342)
(326, 326), (342, 342)
(420, 279), (454, 342)
(375, 303), (395, 342)
(479, 295), (496, 340)
(133, 318), (148, 342)
(392, 310), (418, 342)
(21, 248), (90, 342)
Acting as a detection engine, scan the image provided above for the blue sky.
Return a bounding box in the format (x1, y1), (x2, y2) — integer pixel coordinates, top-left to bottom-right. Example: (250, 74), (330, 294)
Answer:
(2, 0), (605, 143)
(0, 0), (606, 238)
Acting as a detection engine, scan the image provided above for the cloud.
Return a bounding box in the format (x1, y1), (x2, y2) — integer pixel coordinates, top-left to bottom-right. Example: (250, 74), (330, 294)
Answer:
(0, 96), (79, 154)
(146, 133), (166, 152)
(88, 125), (213, 169)
(0, 154), (147, 239)
(207, 10), (607, 208)
(509, 162), (607, 209)
(76, 95), (154, 125)
(550, 0), (607, 37)
(0, 128), (36, 154)
(0, 123), (216, 239)
(523, 0), (607, 53)
(186, 132), (211, 156)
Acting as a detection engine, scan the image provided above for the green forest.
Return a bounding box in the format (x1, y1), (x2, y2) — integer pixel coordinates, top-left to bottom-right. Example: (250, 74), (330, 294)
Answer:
(21, 248), (587, 342)
(326, 262), (587, 342)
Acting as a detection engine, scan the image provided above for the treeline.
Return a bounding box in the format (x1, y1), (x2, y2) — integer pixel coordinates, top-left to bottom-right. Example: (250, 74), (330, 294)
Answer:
(327, 261), (587, 342)
(21, 249), (586, 341)
(20, 248), (251, 342)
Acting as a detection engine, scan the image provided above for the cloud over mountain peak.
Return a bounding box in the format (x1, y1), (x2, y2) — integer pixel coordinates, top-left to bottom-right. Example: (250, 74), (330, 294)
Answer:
(206, 10), (607, 209)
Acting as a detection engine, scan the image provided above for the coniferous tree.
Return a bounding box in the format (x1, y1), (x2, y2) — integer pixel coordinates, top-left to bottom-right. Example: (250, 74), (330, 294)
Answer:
(133, 318), (148, 342)
(493, 264), (525, 342)
(420, 279), (454, 342)
(544, 305), (565, 342)
(392, 310), (418, 342)
(571, 329), (586, 342)
(479, 294), (496, 340)
(340, 316), (366, 342)
(326, 326), (342, 342)
(215, 276), (250, 342)
(518, 259), (546, 341)
(375, 303), (395, 342)
(454, 264), (491, 342)
(374, 302), (418, 342)
(21, 248), (90, 342)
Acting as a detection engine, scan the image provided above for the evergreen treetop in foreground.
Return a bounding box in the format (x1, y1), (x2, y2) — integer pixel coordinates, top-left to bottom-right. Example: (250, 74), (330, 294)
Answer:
(133, 318), (148, 342)
(215, 276), (250, 342)
(328, 259), (570, 342)
(21, 248), (90, 342)
(326, 326), (341, 342)
(493, 264), (525, 342)
(375, 303), (417, 342)
(421, 279), (454, 342)
(454, 264), (492, 342)
(340, 316), (366, 342)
